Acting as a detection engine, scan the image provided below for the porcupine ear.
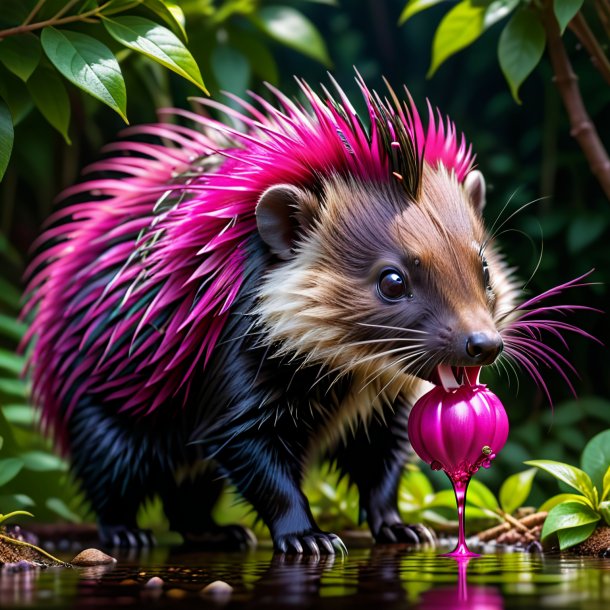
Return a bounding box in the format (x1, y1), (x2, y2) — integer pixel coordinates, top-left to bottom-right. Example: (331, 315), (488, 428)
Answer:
(256, 184), (317, 260)
(463, 169), (487, 214)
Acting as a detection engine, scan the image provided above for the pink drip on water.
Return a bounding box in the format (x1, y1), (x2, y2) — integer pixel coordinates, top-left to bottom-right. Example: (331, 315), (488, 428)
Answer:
(441, 476), (480, 558)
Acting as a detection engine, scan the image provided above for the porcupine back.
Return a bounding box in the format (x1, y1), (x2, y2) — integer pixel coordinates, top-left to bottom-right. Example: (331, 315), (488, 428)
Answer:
(22, 75), (475, 448)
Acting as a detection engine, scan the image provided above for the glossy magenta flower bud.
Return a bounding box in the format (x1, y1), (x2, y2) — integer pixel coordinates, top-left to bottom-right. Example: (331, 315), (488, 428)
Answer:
(408, 384), (509, 481)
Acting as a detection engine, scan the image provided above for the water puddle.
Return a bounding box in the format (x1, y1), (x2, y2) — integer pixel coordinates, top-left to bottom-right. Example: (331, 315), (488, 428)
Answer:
(1, 545), (610, 609)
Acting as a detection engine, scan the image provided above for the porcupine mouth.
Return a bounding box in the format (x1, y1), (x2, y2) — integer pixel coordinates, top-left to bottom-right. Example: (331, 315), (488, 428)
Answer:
(427, 365), (482, 391)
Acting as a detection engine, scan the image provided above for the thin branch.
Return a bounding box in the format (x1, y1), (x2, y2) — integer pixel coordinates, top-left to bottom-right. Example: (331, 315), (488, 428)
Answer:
(569, 13), (610, 87)
(594, 0), (610, 38)
(52, 0), (82, 21)
(23, 0), (48, 26)
(0, 5), (102, 40)
(542, 3), (610, 202)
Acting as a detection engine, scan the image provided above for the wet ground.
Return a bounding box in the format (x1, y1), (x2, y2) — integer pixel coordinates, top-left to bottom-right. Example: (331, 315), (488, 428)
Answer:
(1, 544), (610, 609)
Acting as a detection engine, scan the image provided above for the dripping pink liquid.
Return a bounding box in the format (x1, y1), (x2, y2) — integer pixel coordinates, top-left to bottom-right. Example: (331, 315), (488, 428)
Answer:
(441, 476), (479, 558)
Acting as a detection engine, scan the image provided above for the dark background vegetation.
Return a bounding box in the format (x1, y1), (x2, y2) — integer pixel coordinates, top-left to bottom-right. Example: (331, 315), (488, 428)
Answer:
(0, 0), (608, 533)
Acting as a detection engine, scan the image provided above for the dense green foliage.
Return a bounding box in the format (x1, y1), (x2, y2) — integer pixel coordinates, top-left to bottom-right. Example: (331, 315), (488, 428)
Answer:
(0, 0), (608, 538)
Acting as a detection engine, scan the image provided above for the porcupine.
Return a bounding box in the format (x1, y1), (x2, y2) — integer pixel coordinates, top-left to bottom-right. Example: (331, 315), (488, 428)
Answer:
(23, 73), (589, 554)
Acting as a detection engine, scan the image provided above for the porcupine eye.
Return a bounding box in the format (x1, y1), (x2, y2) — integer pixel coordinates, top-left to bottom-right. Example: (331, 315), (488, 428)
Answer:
(377, 268), (410, 301)
(482, 257), (491, 290)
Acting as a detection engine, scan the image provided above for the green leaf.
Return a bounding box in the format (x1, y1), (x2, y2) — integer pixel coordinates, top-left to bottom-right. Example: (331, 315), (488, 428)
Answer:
(541, 501), (600, 539)
(581, 430), (610, 497)
(466, 478), (500, 511)
(0, 457), (24, 486)
(230, 30), (278, 84)
(399, 0), (445, 25)
(499, 468), (537, 514)
(102, 16), (207, 94)
(141, 0), (188, 40)
(600, 501), (610, 525)
(603, 466), (610, 502)
(498, 8), (546, 103)
(211, 45), (250, 96)
(27, 65), (71, 144)
(539, 493), (591, 513)
(0, 314), (27, 342)
(553, 0), (584, 34)
(484, 0), (520, 27)
(254, 6), (331, 67)
(0, 494), (35, 512)
(20, 451), (68, 472)
(402, 469), (435, 505)
(40, 27), (128, 122)
(45, 497), (82, 523)
(0, 33), (42, 82)
(557, 521), (598, 549)
(0, 276), (21, 309)
(0, 98), (14, 181)
(427, 0), (488, 77)
(525, 459), (597, 505)
(567, 213), (608, 252)
(0, 348), (24, 376)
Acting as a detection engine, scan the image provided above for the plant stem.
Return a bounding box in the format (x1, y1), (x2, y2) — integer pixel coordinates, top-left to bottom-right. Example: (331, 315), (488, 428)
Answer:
(595, 0), (610, 38)
(52, 0), (82, 21)
(23, 0), (48, 26)
(0, 5), (101, 40)
(569, 13), (610, 87)
(0, 533), (65, 566)
(477, 511), (548, 542)
(541, 4), (610, 201)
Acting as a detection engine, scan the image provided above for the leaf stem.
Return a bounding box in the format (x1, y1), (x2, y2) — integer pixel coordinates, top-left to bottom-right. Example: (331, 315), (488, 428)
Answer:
(541, 2), (610, 201)
(0, 5), (102, 41)
(0, 532), (65, 566)
(52, 0), (82, 21)
(568, 13), (610, 87)
(23, 0), (48, 26)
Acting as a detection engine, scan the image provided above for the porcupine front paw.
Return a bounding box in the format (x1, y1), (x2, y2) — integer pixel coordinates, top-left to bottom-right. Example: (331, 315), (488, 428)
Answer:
(182, 524), (257, 550)
(274, 531), (347, 556)
(99, 524), (156, 548)
(374, 522), (437, 546)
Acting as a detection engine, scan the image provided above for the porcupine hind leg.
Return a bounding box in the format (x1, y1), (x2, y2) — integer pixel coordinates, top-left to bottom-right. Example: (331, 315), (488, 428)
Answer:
(331, 398), (437, 547)
(68, 399), (156, 548)
(157, 463), (256, 550)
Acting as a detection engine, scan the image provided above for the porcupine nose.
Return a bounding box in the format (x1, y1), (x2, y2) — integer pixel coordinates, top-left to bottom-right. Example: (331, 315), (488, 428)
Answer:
(465, 332), (504, 365)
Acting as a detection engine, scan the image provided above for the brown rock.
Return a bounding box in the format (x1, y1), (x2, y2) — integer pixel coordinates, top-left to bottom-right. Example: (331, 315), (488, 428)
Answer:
(71, 548), (117, 566)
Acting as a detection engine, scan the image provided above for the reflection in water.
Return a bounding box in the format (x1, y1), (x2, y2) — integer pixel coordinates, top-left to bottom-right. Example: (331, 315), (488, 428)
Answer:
(417, 556), (504, 610)
(1, 545), (610, 608)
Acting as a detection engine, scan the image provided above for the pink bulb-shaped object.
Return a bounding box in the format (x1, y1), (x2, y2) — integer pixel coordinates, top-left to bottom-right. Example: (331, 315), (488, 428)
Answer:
(408, 384), (509, 481)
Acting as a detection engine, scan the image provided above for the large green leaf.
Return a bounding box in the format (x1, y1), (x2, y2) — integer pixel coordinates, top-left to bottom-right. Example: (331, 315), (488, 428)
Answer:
(102, 16), (207, 93)
(143, 0), (188, 40)
(467, 478), (500, 511)
(498, 8), (546, 103)
(499, 468), (537, 514)
(525, 460), (597, 506)
(254, 6), (331, 67)
(557, 521), (598, 549)
(0, 33), (42, 82)
(541, 501), (600, 539)
(399, 0), (445, 24)
(553, 0), (584, 34)
(0, 98), (14, 181)
(427, 0), (488, 77)
(600, 501), (610, 525)
(581, 429), (610, 495)
(539, 493), (591, 513)
(27, 65), (71, 144)
(603, 467), (610, 502)
(0, 457), (24, 487)
(40, 27), (128, 122)
(0, 314), (27, 342)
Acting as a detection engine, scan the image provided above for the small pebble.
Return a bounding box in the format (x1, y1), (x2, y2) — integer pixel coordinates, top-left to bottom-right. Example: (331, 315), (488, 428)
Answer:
(71, 548), (117, 566)
(166, 588), (188, 599)
(145, 576), (164, 588)
(201, 580), (234, 598)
